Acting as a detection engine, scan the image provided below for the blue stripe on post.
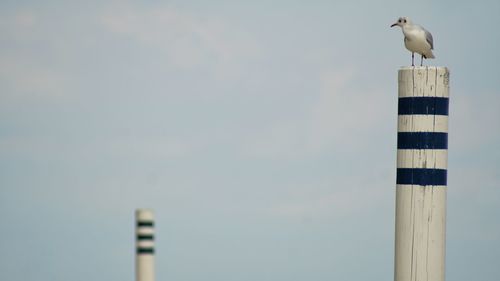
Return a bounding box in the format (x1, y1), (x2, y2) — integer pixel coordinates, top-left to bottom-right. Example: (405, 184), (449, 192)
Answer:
(137, 221), (154, 227)
(137, 247), (155, 255)
(398, 97), (449, 116)
(137, 234), (154, 240)
(397, 168), (447, 186)
(397, 132), (448, 149)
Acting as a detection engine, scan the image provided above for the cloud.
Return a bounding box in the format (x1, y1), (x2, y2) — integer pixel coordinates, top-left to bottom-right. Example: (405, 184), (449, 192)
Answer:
(0, 9), (38, 34)
(0, 10), (69, 99)
(0, 56), (69, 99)
(99, 3), (259, 78)
(242, 67), (393, 158)
(106, 135), (195, 160)
(12, 10), (37, 28)
(267, 176), (390, 221)
(451, 91), (500, 150)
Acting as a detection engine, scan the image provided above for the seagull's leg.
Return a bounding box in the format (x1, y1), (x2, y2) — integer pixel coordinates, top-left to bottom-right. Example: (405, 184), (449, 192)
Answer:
(412, 53), (415, 66)
(420, 55), (424, 66)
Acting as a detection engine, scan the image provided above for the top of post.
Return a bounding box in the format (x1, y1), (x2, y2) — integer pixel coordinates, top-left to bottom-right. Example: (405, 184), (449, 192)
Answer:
(398, 66), (449, 98)
(136, 209), (154, 221)
(399, 66), (449, 72)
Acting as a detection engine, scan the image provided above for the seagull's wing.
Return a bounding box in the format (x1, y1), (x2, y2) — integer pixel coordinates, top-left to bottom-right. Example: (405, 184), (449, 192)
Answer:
(421, 26), (434, 49)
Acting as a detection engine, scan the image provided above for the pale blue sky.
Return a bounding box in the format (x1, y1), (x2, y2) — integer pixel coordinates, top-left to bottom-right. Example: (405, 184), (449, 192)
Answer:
(1, 1), (499, 281)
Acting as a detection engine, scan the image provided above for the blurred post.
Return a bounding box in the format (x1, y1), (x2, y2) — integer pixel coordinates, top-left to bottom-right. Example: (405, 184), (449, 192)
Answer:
(136, 209), (155, 281)
(394, 67), (449, 281)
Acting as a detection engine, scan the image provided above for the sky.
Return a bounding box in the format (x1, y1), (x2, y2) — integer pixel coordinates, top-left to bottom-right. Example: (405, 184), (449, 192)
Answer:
(1, 0), (499, 280)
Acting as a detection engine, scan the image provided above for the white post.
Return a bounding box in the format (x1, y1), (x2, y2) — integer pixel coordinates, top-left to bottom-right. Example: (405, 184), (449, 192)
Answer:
(136, 209), (155, 281)
(395, 66), (449, 281)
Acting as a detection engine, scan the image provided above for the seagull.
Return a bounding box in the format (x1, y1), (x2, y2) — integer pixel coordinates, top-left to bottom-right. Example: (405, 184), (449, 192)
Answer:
(391, 17), (435, 66)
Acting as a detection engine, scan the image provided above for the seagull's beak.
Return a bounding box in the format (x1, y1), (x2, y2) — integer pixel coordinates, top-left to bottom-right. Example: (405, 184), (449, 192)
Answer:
(390, 23), (398, 27)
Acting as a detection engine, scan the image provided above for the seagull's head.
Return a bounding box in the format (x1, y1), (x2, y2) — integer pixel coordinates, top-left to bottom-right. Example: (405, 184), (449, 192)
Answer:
(391, 17), (412, 28)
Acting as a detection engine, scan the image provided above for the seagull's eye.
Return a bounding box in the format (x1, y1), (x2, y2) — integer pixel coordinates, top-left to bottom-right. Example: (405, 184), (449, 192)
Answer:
(398, 19), (402, 23)
(403, 19), (407, 23)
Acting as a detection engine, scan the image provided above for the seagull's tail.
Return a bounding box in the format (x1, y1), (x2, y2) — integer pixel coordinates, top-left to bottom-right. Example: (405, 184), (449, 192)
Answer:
(425, 50), (435, 59)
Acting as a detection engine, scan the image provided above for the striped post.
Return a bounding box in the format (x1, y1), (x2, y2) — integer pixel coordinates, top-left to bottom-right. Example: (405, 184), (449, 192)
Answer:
(394, 66), (449, 281)
(136, 209), (155, 281)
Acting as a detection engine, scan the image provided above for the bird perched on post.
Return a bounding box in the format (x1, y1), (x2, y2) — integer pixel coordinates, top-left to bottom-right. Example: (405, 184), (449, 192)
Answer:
(391, 17), (435, 66)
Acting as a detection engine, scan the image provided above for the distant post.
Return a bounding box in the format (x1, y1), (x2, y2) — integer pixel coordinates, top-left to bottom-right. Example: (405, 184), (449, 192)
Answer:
(394, 67), (449, 281)
(136, 209), (155, 281)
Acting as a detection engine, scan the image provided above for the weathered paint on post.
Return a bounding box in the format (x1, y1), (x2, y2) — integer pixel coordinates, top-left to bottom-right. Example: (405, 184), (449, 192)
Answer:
(136, 209), (155, 281)
(395, 67), (449, 281)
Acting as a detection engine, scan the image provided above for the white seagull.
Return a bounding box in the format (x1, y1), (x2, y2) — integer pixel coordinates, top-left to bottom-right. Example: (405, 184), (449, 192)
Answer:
(391, 17), (435, 66)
